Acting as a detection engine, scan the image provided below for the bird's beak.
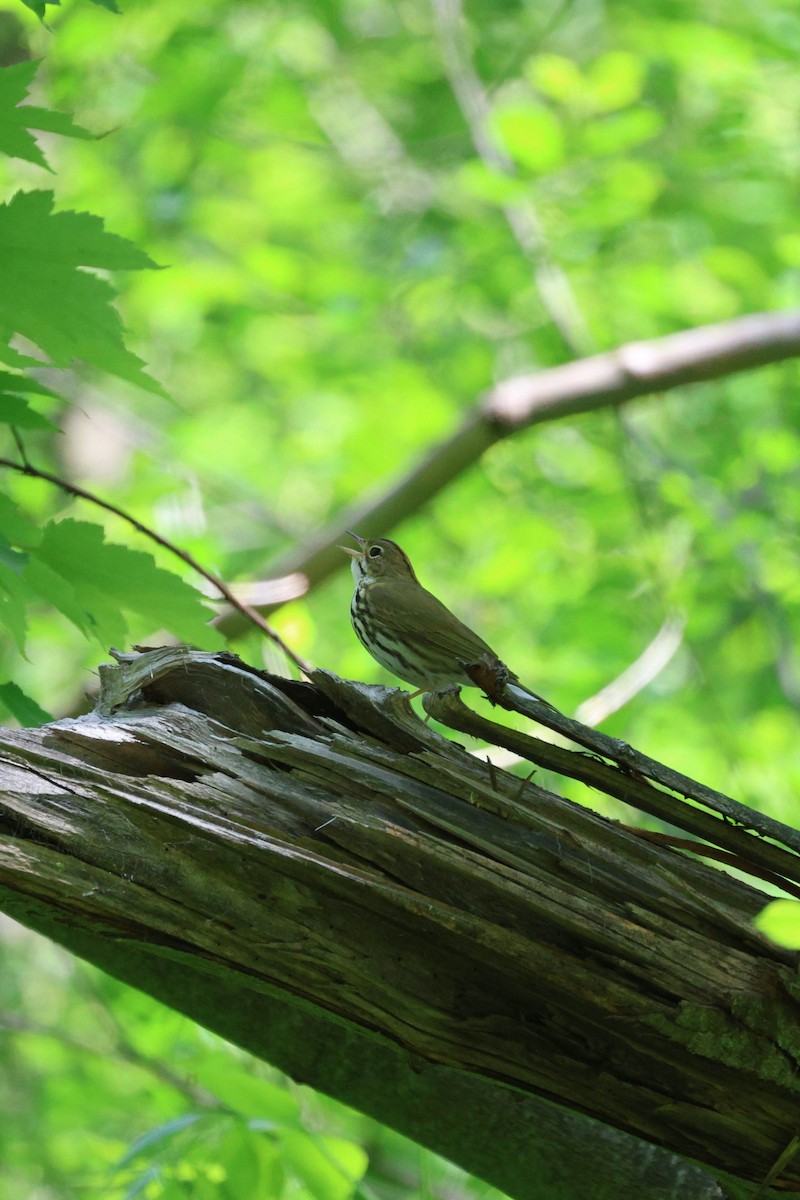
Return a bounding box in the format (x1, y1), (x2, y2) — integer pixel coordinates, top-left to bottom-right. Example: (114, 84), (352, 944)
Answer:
(339, 530), (366, 559)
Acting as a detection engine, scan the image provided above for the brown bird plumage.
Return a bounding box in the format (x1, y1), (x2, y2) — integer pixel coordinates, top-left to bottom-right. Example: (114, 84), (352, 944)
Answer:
(342, 533), (515, 692)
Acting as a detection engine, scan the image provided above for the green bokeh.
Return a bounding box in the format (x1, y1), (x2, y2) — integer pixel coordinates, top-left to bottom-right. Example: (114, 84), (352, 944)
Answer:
(1, 0), (799, 1192)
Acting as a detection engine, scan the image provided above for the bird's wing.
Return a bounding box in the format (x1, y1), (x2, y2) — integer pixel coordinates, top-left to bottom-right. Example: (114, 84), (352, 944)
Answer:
(367, 580), (499, 664)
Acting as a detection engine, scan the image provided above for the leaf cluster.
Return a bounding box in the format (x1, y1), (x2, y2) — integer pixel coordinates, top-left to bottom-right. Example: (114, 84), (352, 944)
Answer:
(0, 0), (799, 1193)
(0, 54), (223, 718)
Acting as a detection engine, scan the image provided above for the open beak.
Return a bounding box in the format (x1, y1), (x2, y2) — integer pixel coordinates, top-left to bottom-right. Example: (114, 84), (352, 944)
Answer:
(339, 530), (366, 559)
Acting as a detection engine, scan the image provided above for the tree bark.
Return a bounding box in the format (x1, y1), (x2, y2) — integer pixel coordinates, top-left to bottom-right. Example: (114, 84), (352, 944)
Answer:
(0, 646), (796, 1199)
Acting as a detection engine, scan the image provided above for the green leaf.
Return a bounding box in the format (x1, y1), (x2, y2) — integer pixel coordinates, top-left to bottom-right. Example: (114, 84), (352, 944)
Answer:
(0, 542), (25, 573)
(526, 53), (584, 105)
(192, 1059), (300, 1123)
(23, 557), (94, 637)
(0, 61), (93, 170)
(491, 103), (565, 173)
(0, 493), (42, 546)
(0, 559), (30, 653)
(35, 519), (224, 648)
(585, 51), (645, 113)
(582, 108), (664, 157)
(0, 344), (45, 369)
(218, 1124), (283, 1198)
(17, 1), (50, 24)
(0, 190), (166, 395)
(754, 900), (800, 949)
(0, 369), (59, 399)
(455, 161), (529, 206)
(20, 0), (118, 18)
(0, 395), (57, 429)
(0, 538), (27, 571)
(280, 1130), (368, 1200)
(0, 680), (52, 726)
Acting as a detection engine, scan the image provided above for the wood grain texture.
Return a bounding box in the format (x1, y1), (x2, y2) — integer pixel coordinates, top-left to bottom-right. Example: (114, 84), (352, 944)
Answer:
(0, 646), (796, 1198)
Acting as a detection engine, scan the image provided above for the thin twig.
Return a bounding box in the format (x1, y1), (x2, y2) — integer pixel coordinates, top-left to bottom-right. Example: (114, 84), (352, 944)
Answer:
(422, 687), (800, 889)
(755, 1135), (800, 1198)
(500, 682), (800, 854)
(0, 454), (311, 675)
(477, 612), (687, 770)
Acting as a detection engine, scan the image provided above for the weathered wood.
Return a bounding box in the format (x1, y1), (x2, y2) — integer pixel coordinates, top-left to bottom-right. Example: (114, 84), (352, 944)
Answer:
(0, 646), (796, 1199)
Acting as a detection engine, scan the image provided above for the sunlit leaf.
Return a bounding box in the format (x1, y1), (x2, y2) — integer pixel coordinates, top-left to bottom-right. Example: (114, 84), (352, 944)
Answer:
(193, 1059), (300, 1123)
(0, 559), (31, 652)
(35, 519), (224, 648)
(491, 103), (565, 173)
(754, 901), (800, 949)
(0, 680), (53, 725)
(0, 394), (57, 429)
(526, 53), (584, 105)
(585, 51), (645, 112)
(0, 60), (93, 170)
(0, 190), (165, 395)
(23, 556), (95, 637)
(581, 108), (663, 156)
(0, 493), (42, 546)
(19, 0), (117, 18)
(280, 1130), (368, 1200)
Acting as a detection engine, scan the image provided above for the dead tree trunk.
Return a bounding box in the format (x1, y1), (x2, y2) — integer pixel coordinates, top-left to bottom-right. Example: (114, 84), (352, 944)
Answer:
(0, 647), (797, 1200)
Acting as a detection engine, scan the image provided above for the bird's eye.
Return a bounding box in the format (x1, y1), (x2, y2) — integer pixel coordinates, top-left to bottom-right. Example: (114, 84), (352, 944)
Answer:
(368, 545), (383, 558)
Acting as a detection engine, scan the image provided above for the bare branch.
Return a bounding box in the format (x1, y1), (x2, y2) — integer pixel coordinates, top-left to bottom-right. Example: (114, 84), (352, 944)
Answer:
(424, 683), (800, 863)
(486, 309), (800, 426)
(216, 308), (800, 637)
(479, 612), (687, 770)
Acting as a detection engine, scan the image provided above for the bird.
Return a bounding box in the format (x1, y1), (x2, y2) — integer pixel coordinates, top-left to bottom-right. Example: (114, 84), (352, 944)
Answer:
(341, 531), (543, 702)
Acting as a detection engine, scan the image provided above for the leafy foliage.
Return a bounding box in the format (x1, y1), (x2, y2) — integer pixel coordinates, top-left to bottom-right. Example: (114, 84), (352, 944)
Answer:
(0, 939), (478, 1200)
(0, 0), (799, 1193)
(0, 58), (90, 168)
(0, 500), (221, 661)
(33, 517), (222, 646)
(0, 189), (163, 389)
(0, 52), (213, 718)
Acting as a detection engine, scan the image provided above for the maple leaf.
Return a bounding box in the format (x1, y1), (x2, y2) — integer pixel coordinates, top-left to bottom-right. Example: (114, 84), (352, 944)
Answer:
(0, 60), (93, 170)
(0, 190), (166, 394)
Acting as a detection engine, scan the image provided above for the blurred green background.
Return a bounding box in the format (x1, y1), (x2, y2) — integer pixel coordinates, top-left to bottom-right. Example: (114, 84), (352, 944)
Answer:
(0, 0), (799, 1193)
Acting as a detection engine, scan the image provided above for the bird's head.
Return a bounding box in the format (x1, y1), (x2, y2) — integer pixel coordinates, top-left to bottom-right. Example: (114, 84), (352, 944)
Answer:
(340, 532), (419, 584)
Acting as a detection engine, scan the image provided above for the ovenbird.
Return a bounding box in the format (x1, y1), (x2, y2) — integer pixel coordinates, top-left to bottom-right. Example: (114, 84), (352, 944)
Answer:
(341, 532), (524, 697)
